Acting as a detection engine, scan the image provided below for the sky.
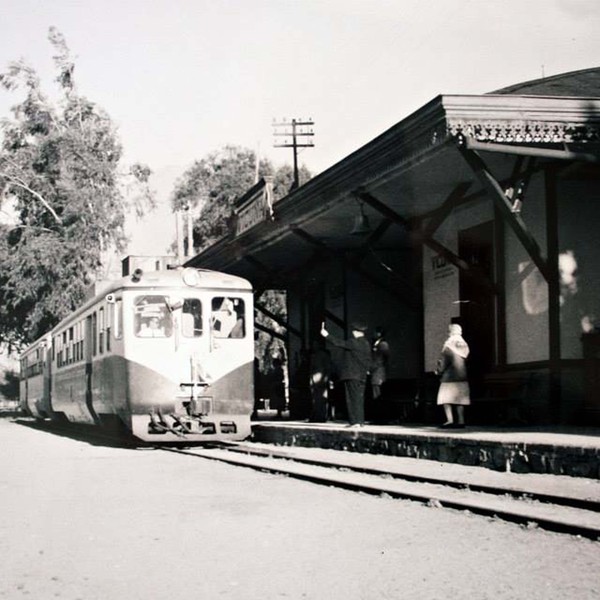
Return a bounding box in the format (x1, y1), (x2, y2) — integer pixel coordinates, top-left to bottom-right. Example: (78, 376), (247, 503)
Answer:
(1, 0), (599, 257)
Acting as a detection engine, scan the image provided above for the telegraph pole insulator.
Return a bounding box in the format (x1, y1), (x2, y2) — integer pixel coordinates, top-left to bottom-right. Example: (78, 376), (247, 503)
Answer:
(272, 118), (315, 191)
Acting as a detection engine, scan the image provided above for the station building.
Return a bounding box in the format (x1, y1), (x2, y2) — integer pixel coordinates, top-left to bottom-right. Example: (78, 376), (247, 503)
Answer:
(186, 67), (600, 426)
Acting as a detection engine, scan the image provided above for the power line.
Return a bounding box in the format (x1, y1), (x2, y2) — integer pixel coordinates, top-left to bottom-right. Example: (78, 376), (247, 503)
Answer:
(272, 117), (315, 190)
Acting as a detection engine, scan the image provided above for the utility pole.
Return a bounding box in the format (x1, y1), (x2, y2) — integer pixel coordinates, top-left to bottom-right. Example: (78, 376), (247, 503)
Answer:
(272, 118), (314, 190)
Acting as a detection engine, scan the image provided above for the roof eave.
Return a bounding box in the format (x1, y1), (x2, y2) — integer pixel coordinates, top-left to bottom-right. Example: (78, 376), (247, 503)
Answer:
(188, 94), (600, 271)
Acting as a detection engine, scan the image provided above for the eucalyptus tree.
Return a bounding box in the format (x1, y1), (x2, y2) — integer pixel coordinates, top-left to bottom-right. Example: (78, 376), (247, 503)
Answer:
(0, 27), (153, 348)
(171, 145), (311, 252)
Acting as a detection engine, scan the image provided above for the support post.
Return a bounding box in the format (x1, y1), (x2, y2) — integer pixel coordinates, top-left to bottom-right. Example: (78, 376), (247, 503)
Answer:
(545, 167), (562, 423)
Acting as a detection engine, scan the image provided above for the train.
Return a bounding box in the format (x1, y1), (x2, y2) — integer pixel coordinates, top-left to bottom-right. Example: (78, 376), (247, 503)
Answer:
(19, 266), (255, 443)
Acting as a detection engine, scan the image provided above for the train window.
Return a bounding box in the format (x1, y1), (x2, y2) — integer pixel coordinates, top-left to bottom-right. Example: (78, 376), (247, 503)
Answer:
(114, 299), (122, 340)
(92, 312), (97, 356)
(134, 295), (172, 338)
(211, 297), (245, 339)
(182, 299), (203, 338)
(99, 307), (105, 354)
(104, 306), (111, 351)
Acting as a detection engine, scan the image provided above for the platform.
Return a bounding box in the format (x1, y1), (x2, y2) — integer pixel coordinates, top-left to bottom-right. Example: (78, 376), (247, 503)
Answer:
(250, 420), (600, 479)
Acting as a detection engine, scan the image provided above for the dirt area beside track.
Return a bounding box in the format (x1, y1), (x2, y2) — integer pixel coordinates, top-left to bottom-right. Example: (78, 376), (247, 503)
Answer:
(0, 417), (599, 600)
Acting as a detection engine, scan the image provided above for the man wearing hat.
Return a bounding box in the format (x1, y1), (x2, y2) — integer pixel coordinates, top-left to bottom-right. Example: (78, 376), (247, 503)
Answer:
(320, 321), (371, 427)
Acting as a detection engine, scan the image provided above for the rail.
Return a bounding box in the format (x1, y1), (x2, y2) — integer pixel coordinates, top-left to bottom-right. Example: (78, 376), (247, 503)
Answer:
(163, 441), (600, 540)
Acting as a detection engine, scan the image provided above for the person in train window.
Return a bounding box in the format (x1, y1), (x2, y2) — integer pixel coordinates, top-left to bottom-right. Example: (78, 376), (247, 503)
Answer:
(138, 317), (166, 338)
(212, 298), (245, 338)
(212, 299), (237, 337)
(229, 312), (245, 338)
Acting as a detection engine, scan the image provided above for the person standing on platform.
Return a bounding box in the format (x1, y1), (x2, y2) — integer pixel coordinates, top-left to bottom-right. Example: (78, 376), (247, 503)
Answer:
(308, 339), (331, 423)
(370, 326), (390, 401)
(369, 325), (390, 423)
(435, 323), (470, 429)
(320, 321), (371, 428)
(268, 355), (286, 419)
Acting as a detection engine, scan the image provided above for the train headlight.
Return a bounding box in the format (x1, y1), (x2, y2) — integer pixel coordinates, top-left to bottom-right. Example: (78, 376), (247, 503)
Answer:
(182, 268), (201, 287)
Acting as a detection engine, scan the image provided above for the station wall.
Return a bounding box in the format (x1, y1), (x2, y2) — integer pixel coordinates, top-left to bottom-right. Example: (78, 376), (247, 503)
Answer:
(422, 198), (493, 372)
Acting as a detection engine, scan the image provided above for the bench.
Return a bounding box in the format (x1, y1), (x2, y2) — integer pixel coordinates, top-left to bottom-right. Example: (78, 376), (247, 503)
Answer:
(473, 372), (536, 425)
(368, 378), (420, 423)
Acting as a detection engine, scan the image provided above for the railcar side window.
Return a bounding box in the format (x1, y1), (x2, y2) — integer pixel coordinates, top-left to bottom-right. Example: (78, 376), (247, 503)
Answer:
(92, 312), (97, 356)
(104, 306), (112, 352)
(182, 299), (203, 338)
(114, 299), (123, 340)
(79, 321), (84, 359)
(134, 296), (172, 338)
(99, 307), (105, 354)
(211, 297), (245, 339)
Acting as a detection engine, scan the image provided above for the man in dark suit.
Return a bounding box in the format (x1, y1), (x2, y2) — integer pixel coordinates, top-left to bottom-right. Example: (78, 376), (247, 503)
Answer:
(320, 321), (371, 427)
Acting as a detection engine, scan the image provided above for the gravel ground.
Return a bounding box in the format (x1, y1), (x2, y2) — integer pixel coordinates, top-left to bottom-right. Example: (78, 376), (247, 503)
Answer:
(0, 418), (598, 600)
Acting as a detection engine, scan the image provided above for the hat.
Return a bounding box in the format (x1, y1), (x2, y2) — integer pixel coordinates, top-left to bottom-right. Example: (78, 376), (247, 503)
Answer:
(448, 323), (463, 336)
(351, 321), (368, 332)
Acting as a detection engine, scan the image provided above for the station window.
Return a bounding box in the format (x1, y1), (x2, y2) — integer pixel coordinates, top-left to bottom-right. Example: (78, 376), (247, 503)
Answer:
(182, 299), (203, 338)
(134, 296), (172, 338)
(211, 297), (245, 339)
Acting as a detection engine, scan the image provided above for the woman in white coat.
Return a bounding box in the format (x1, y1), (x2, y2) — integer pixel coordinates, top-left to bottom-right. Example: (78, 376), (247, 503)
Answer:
(436, 323), (470, 429)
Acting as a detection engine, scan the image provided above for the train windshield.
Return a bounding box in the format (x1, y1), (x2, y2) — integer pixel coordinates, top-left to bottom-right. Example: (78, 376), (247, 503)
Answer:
(182, 298), (203, 338)
(211, 297), (245, 338)
(134, 295), (172, 338)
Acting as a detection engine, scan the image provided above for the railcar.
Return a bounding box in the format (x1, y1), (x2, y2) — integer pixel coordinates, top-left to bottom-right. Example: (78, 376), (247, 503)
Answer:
(19, 267), (255, 443)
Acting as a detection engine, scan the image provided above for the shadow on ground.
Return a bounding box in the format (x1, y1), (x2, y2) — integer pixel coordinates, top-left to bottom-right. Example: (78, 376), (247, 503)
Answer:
(10, 416), (148, 449)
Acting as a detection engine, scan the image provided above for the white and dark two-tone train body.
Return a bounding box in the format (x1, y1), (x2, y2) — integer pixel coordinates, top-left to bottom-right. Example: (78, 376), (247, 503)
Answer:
(19, 267), (254, 443)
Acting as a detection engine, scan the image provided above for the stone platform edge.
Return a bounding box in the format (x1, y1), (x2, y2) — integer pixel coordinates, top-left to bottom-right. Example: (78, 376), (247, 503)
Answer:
(250, 424), (600, 480)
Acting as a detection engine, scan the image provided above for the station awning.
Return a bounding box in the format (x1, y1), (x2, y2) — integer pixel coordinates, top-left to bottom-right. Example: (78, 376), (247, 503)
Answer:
(186, 93), (600, 290)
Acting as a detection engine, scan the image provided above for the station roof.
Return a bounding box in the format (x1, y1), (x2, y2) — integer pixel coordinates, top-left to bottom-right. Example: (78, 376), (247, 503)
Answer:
(186, 88), (600, 290)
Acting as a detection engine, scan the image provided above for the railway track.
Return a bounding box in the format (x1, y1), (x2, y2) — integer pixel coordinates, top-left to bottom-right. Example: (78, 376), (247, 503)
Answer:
(17, 417), (600, 539)
(164, 441), (600, 540)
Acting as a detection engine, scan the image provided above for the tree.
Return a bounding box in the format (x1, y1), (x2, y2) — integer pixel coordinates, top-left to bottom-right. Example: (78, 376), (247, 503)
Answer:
(171, 145), (311, 252)
(0, 28), (154, 348)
